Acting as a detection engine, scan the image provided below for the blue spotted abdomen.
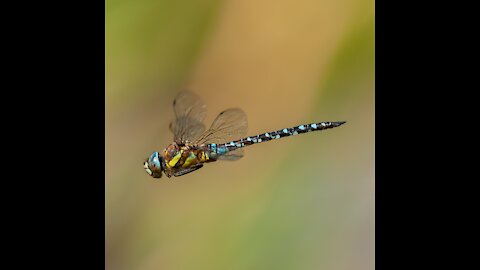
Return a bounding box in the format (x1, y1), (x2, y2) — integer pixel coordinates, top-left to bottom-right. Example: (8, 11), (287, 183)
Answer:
(208, 121), (346, 156)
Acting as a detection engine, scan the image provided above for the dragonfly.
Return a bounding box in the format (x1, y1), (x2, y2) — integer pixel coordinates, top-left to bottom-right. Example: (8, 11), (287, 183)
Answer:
(144, 91), (346, 178)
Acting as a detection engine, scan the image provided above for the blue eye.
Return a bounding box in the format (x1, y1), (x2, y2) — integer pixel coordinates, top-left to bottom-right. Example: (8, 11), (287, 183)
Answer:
(148, 152), (161, 168)
(149, 152), (157, 162)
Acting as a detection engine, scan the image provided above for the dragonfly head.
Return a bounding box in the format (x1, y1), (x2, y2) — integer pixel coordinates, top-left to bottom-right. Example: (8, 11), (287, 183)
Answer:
(144, 151), (165, 178)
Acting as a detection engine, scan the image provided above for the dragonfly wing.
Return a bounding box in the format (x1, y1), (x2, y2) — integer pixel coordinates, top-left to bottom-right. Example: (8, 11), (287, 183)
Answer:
(170, 91), (207, 144)
(194, 108), (248, 145)
(217, 148), (244, 161)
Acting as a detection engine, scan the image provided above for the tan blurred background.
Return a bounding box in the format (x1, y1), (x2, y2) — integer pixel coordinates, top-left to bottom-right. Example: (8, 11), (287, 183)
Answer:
(106, 0), (374, 269)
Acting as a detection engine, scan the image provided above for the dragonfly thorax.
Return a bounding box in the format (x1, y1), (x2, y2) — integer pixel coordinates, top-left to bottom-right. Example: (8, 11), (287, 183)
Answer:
(163, 143), (182, 161)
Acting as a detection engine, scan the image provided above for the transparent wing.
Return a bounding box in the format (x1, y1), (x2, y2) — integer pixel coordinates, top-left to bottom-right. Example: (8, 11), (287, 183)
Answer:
(194, 108), (248, 145)
(217, 148), (244, 161)
(169, 91), (208, 144)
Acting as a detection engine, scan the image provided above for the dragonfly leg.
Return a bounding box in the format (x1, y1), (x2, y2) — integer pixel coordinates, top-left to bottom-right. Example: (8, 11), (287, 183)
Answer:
(173, 164), (204, 177)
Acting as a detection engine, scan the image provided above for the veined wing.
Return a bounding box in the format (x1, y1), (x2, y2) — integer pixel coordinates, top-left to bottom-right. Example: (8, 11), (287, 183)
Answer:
(217, 148), (245, 161)
(194, 108), (248, 161)
(195, 108), (248, 144)
(169, 91), (207, 144)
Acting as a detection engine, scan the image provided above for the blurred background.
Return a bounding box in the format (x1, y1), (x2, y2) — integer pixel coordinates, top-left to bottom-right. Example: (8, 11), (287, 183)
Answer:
(106, 0), (374, 269)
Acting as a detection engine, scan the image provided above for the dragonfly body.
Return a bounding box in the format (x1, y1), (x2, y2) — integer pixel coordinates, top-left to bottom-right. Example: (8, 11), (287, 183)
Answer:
(144, 92), (346, 178)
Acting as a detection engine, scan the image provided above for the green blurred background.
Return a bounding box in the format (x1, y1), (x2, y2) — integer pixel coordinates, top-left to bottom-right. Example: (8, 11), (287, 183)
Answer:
(106, 0), (374, 269)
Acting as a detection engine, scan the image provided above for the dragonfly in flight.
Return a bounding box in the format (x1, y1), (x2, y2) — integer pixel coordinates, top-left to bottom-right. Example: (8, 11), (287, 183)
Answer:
(144, 91), (346, 178)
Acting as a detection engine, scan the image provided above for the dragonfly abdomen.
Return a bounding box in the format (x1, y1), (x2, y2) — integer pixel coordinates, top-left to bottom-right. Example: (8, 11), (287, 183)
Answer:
(209, 121), (346, 155)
